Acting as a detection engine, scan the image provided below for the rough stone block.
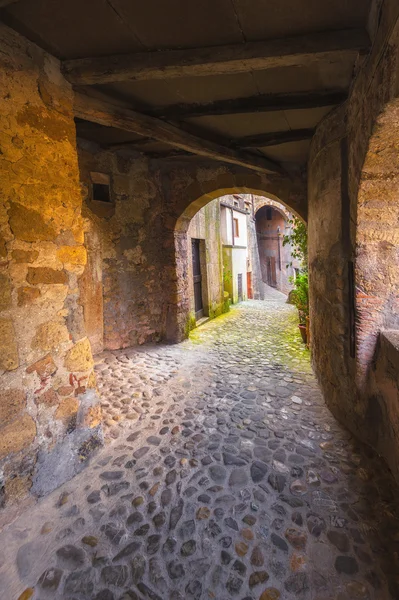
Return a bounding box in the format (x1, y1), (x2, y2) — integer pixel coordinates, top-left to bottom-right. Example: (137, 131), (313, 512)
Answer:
(0, 234), (7, 258)
(26, 354), (57, 379)
(57, 246), (87, 265)
(12, 249), (39, 263)
(31, 320), (70, 351)
(0, 414), (36, 460)
(8, 202), (57, 242)
(57, 385), (74, 397)
(0, 273), (12, 310)
(64, 338), (94, 372)
(55, 396), (79, 421)
(0, 318), (19, 370)
(35, 388), (59, 407)
(26, 267), (67, 285)
(31, 427), (103, 497)
(0, 389), (26, 425)
(17, 286), (41, 306)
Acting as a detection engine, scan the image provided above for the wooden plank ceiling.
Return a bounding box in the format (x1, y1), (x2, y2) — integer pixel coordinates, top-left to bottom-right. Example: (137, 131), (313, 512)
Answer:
(0, 0), (372, 173)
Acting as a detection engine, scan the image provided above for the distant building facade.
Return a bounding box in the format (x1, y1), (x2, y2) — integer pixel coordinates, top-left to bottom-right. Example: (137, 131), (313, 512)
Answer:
(254, 198), (300, 295)
(187, 194), (271, 326)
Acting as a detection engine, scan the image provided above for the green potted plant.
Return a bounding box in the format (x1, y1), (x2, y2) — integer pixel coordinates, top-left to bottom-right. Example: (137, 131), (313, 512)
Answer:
(290, 272), (309, 343)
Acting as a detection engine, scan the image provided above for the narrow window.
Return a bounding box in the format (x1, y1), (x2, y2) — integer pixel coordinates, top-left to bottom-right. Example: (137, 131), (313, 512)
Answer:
(266, 207), (273, 220)
(90, 172), (112, 203)
(92, 183), (111, 203)
(233, 218), (239, 237)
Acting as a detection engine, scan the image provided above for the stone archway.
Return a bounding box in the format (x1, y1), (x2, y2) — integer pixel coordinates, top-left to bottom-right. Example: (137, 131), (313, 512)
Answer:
(355, 99), (399, 381)
(166, 173), (304, 342)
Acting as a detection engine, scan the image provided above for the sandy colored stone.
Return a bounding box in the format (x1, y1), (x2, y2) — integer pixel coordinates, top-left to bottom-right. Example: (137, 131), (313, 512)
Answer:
(26, 353), (57, 379)
(0, 414), (36, 459)
(82, 535), (98, 547)
(260, 589), (281, 600)
(0, 389), (26, 425)
(17, 589), (34, 600)
(8, 202), (57, 242)
(196, 506), (210, 519)
(17, 286), (41, 306)
(55, 396), (79, 421)
(5, 474), (32, 503)
(235, 541), (248, 556)
(0, 318), (19, 370)
(57, 385), (74, 396)
(26, 267), (67, 285)
(31, 320), (70, 351)
(57, 245), (87, 265)
(0, 273), (12, 310)
(35, 387), (59, 406)
(64, 338), (94, 372)
(0, 234), (7, 258)
(241, 528), (254, 541)
(12, 249), (39, 263)
(83, 404), (102, 428)
(87, 370), (97, 389)
(290, 553), (307, 572)
(149, 483), (160, 496)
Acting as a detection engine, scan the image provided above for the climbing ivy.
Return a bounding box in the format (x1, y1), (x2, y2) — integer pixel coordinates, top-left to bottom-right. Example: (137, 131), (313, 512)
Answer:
(283, 216), (308, 270)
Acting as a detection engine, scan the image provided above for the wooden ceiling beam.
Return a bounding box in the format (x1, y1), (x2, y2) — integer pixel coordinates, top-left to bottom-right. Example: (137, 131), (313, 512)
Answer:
(234, 128), (315, 148)
(63, 29), (369, 85)
(0, 0), (19, 6)
(146, 90), (347, 120)
(74, 91), (285, 175)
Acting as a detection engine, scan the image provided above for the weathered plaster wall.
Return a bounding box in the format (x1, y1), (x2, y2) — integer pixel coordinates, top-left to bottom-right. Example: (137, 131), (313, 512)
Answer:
(187, 198), (224, 323)
(0, 25), (100, 511)
(256, 205), (295, 295)
(77, 142), (169, 350)
(308, 0), (399, 478)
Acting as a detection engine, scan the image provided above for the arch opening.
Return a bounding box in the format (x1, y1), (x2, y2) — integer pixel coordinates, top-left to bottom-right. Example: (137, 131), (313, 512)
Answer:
(167, 187), (301, 343)
(354, 98), (399, 479)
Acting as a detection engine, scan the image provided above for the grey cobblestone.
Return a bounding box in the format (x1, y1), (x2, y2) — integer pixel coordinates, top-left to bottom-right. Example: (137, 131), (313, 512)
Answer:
(1, 296), (399, 600)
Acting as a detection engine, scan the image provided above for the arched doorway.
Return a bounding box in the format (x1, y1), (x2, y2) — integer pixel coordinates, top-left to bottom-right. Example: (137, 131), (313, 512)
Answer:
(167, 183), (304, 343)
(354, 98), (399, 478)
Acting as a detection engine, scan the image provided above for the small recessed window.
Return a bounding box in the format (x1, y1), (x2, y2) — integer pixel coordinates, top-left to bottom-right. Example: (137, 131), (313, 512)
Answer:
(234, 200), (239, 207)
(90, 172), (112, 203)
(266, 207), (273, 220)
(92, 183), (111, 203)
(233, 218), (239, 237)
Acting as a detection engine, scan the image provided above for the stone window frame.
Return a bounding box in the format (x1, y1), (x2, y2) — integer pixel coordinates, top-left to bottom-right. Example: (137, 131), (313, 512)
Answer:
(90, 172), (113, 204)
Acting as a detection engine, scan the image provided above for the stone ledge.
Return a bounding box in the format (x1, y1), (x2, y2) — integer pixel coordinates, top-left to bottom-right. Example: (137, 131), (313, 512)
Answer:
(380, 330), (399, 374)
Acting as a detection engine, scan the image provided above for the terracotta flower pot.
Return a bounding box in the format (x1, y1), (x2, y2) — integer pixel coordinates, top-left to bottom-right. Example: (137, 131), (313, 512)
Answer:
(298, 324), (307, 344)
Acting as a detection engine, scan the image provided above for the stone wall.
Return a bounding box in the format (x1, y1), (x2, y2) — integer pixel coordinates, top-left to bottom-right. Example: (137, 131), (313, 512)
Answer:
(366, 331), (399, 482)
(308, 0), (399, 478)
(186, 198), (225, 324)
(255, 205), (294, 295)
(163, 161), (306, 342)
(77, 142), (169, 350)
(0, 24), (101, 511)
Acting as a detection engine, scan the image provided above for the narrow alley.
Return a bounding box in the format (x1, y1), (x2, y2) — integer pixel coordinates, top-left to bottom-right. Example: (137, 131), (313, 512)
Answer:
(2, 294), (399, 600)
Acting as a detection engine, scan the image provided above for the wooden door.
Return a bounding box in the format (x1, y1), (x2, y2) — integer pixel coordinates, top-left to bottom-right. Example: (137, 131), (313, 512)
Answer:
(247, 272), (253, 299)
(266, 257), (277, 287)
(192, 239), (204, 320)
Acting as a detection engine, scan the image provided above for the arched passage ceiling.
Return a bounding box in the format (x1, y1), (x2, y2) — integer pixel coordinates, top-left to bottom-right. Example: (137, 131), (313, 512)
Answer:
(1, 0), (371, 172)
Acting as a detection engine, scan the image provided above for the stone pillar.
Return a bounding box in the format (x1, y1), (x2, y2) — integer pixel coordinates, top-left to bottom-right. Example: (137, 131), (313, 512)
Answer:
(0, 24), (100, 508)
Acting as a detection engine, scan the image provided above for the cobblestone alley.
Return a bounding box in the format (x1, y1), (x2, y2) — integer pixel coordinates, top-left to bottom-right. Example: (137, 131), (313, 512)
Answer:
(2, 294), (399, 600)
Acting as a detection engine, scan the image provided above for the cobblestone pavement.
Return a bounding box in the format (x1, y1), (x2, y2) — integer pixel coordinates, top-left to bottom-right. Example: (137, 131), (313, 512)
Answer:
(2, 295), (399, 600)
